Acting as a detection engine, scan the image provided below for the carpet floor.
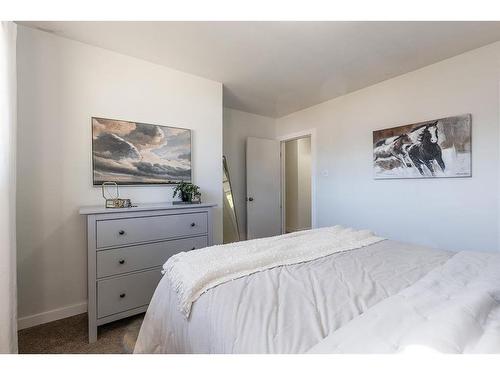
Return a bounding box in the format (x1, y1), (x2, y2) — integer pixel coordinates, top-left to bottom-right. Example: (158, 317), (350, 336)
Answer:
(18, 313), (144, 354)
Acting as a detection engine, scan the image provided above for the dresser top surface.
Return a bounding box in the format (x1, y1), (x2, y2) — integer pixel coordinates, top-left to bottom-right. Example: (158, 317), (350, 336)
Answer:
(79, 202), (217, 215)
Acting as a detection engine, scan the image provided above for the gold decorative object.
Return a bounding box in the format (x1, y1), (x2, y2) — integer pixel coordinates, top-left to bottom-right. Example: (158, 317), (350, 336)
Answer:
(102, 182), (133, 208)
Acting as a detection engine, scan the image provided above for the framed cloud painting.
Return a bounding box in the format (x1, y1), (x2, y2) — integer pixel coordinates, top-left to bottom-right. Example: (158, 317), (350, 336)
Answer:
(92, 117), (192, 185)
(373, 114), (471, 179)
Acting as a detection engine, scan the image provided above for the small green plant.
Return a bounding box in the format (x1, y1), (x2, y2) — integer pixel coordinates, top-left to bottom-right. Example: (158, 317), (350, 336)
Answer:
(173, 181), (200, 202)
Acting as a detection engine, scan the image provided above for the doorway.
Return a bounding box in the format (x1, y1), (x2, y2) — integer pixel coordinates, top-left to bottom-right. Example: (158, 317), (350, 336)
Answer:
(282, 136), (312, 233)
(245, 131), (315, 240)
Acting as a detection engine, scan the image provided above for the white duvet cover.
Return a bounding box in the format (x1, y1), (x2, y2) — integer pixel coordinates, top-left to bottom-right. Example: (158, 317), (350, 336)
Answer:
(165, 226), (384, 317)
(307, 251), (500, 354)
(134, 239), (452, 354)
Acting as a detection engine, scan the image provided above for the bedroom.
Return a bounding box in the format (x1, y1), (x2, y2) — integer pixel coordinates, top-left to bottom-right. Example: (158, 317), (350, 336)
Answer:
(2, 0), (500, 372)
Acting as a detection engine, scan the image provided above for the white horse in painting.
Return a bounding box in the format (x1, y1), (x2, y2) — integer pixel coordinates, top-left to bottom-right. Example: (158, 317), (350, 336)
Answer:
(373, 134), (413, 167)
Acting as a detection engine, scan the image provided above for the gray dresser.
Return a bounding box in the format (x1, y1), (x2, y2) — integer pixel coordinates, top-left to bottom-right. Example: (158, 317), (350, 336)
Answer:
(79, 203), (216, 343)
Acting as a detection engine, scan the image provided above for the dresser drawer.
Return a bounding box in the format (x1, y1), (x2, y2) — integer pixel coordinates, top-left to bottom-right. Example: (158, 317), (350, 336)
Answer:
(96, 236), (208, 278)
(97, 269), (162, 318)
(96, 212), (208, 248)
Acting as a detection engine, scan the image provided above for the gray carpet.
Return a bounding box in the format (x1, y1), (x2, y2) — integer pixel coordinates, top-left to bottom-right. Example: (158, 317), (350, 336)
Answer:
(18, 313), (144, 354)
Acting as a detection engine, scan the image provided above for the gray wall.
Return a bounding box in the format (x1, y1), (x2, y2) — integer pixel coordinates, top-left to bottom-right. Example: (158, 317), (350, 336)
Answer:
(277, 42), (500, 253)
(223, 108), (276, 240)
(16, 26), (223, 327)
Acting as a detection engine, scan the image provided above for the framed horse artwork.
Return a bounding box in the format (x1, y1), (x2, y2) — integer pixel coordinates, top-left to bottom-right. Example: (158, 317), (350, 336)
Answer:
(373, 114), (471, 179)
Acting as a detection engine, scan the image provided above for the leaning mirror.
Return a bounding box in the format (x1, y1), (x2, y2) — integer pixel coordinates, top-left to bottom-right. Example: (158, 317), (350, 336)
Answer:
(223, 156), (240, 243)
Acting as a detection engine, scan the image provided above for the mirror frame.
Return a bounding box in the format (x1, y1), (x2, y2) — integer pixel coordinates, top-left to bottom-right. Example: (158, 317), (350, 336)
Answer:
(222, 155), (240, 241)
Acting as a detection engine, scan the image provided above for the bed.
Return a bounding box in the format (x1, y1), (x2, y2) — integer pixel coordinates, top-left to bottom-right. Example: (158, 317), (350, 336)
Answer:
(134, 227), (500, 354)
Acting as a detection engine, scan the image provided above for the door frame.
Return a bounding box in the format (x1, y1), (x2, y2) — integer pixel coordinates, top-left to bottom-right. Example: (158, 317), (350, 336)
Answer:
(278, 128), (317, 234)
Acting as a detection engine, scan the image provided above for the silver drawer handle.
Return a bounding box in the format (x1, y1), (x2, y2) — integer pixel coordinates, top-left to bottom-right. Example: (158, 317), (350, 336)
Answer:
(118, 230), (125, 235)
(118, 259), (125, 265)
(119, 293), (126, 298)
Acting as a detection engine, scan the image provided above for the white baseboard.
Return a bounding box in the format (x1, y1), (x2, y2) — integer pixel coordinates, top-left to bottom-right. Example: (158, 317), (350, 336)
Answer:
(17, 301), (88, 330)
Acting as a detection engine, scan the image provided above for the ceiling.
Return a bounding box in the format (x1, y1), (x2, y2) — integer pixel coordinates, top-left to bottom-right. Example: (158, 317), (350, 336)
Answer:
(19, 21), (500, 118)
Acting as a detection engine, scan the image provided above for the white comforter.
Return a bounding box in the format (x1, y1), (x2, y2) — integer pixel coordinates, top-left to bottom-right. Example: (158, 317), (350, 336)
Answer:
(308, 251), (500, 354)
(165, 226), (384, 317)
(134, 239), (452, 353)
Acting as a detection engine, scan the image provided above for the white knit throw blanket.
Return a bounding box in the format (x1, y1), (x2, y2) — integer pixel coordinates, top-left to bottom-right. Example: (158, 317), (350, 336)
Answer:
(163, 226), (385, 317)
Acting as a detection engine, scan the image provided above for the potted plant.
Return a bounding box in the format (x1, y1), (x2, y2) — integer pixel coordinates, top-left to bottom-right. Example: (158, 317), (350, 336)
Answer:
(173, 181), (201, 204)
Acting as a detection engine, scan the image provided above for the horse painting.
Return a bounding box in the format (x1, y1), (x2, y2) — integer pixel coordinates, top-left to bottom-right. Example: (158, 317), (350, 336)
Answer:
(373, 114), (471, 179)
(407, 122), (445, 176)
(373, 134), (413, 168)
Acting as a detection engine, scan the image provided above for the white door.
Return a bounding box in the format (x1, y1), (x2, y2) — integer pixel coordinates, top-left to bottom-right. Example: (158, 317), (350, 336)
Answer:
(246, 137), (281, 239)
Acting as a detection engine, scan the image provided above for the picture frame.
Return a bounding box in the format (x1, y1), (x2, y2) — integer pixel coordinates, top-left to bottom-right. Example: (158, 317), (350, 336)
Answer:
(373, 114), (472, 180)
(92, 117), (192, 185)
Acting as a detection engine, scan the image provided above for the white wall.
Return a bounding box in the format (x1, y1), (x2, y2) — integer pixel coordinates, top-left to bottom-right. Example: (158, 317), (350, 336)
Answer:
(223, 108), (276, 240)
(16, 26), (223, 326)
(297, 137), (312, 230)
(285, 140), (299, 232)
(277, 42), (500, 253)
(285, 137), (311, 232)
